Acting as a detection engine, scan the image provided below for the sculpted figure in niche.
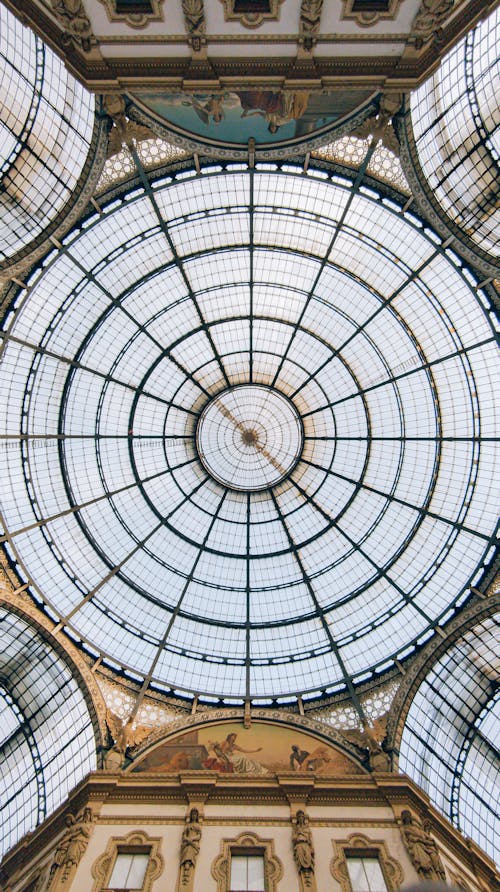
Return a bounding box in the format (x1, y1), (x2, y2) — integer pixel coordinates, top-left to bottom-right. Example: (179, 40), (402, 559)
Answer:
(401, 810), (446, 882)
(292, 811), (316, 890)
(48, 807), (94, 886)
(179, 808), (202, 889)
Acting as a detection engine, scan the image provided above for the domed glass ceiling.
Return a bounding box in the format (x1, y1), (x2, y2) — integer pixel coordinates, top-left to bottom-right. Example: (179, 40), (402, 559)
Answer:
(0, 162), (498, 704)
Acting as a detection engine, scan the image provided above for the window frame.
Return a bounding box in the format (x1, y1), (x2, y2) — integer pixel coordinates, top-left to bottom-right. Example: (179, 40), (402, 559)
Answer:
(331, 834), (403, 892)
(212, 831), (283, 892)
(91, 832), (163, 892)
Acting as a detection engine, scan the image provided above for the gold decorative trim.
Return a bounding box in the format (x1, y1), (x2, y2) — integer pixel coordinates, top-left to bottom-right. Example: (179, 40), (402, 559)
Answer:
(330, 832), (404, 892)
(211, 831), (283, 892)
(98, 0), (165, 29)
(219, 0), (285, 29)
(341, 0), (403, 28)
(91, 830), (163, 892)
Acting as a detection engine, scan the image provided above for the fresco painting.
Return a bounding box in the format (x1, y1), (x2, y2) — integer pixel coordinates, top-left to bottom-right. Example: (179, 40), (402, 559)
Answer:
(132, 721), (363, 775)
(132, 89), (375, 146)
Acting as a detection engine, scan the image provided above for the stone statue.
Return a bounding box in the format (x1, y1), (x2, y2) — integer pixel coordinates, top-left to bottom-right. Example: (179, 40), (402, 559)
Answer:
(401, 811), (446, 883)
(178, 808), (202, 890)
(48, 807), (94, 887)
(292, 811), (316, 890)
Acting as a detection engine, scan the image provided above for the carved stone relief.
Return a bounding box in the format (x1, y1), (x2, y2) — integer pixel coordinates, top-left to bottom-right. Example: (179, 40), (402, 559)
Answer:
(50, 0), (95, 51)
(400, 811), (447, 883)
(182, 0), (207, 51)
(331, 832), (404, 892)
(91, 831), (164, 892)
(212, 831), (283, 892)
(47, 808), (95, 890)
(299, 0), (323, 51)
(177, 808), (202, 892)
(219, 0), (285, 29)
(292, 810), (317, 892)
(409, 0), (456, 48)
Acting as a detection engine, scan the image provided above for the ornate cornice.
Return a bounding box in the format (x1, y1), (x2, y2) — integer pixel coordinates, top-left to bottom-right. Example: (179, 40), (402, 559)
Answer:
(1, 771), (497, 889)
(2, 0), (496, 89)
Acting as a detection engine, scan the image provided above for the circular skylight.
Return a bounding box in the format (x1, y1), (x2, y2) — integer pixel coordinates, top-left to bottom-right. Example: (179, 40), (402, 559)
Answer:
(196, 385), (303, 491)
(0, 163), (498, 704)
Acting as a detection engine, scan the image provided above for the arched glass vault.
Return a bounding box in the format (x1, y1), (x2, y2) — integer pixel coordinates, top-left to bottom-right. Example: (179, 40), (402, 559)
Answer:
(399, 614), (499, 865)
(0, 3), (105, 271)
(1, 158), (497, 707)
(0, 608), (97, 858)
(402, 6), (499, 274)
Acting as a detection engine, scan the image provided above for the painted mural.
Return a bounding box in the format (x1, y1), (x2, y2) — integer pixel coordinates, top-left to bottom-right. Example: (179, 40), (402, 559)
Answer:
(131, 721), (363, 775)
(131, 89), (375, 147)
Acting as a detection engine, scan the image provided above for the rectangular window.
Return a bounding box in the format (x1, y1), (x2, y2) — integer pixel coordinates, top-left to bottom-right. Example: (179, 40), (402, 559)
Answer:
(230, 852), (266, 892)
(234, 1), (271, 12)
(108, 852), (150, 891)
(346, 855), (388, 892)
(352, 0), (390, 10)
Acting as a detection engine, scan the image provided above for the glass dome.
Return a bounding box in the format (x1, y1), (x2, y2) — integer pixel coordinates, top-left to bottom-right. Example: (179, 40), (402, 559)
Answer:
(0, 162), (498, 705)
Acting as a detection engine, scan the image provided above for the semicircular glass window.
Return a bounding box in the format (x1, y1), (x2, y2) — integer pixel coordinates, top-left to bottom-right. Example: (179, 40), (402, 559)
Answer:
(0, 3), (95, 263)
(0, 164), (498, 704)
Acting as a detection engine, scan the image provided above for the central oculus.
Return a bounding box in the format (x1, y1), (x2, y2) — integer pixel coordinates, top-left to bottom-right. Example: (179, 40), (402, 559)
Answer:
(196, 384), (304, 491)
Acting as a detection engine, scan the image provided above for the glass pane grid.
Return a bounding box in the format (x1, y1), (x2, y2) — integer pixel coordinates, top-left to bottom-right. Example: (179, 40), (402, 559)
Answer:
(0, 164), (497, 705)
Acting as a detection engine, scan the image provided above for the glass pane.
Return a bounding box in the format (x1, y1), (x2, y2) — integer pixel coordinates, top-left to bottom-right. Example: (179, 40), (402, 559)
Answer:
(109, 852), (149, 889)
(231, 853), (265, 891)
(346, 856), (388, 892)
(247, 854), (265, 890)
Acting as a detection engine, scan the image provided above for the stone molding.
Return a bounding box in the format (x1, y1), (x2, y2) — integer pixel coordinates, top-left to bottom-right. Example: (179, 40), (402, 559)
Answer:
(341, 0), (403, 28)
(330, 832), (404, 891)
(98, 0), (165, 29)
(219, 0), (285, 29)
(91, 830), (163, 891)
(211, 830), (283, 892)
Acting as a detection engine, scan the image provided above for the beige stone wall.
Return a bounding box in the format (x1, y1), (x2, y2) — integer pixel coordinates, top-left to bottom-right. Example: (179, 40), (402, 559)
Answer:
(7, 787), (493, 892)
